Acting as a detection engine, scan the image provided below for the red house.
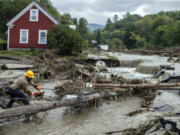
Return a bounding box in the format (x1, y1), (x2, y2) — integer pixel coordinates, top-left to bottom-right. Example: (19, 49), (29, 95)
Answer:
(6, 1), (58, 50)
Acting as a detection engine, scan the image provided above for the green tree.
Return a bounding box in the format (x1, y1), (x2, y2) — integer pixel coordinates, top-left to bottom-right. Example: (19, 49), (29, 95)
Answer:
(113, 14), (118, 22)
(135, 35), (147, 48)
(135, 17), (153, 42)
(111, 38), (123, 50)
(118, 12), (141, 30)
(152, 16), (172, 30)
(82, 40), (89, 50)
(96, 29), (101, 44)
(72, 18), (78, 26)
(60, 13), (72, 25)
(48, 25), (83, 55)
(172, 21), (180, 46)
(78, 17), (89, 39)
(38, 0), (61, 22)
(160, 21), (180, 47)
(105, 18), (113, 31)
(153, 25), (168, 47)
(124, 31), (136, 49)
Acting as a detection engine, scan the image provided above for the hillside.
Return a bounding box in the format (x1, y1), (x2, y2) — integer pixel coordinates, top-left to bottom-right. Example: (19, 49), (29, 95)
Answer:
(87, 23), (105, 32)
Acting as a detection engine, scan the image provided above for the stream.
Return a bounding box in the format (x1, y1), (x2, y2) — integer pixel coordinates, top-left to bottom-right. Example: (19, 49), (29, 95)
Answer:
(0, 52), (180, 135)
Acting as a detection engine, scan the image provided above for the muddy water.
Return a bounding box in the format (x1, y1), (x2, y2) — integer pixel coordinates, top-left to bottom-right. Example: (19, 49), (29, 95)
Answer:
(100, 67), (152, 80)
(153, 90), (180, 112)
(1, 97), (145, 135)
(0, 53), (180, 135)
(1, 90), (179, 135)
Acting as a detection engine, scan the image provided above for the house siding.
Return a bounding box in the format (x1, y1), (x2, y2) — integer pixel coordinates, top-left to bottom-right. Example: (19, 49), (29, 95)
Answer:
(9, 6), (55, 49)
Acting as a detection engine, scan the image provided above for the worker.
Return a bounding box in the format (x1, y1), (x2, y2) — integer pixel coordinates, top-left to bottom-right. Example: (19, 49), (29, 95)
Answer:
(5, 70), (42, 108)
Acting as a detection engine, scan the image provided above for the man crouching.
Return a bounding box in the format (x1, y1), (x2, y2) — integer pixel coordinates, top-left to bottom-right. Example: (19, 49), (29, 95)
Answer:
(5, 70), (41, 108)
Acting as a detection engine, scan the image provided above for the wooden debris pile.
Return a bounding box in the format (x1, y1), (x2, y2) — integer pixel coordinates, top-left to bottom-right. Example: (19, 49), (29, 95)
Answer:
(111, 75), (147, 84)
(55, 81), (83, 98)
(104, 116), (180, 135)
(117, 117), (180, 135)
(73, 63), (96, 81)
(104, 119), (158, 135)
(32, 50), (98, 81)
(32, 50), (74, 79)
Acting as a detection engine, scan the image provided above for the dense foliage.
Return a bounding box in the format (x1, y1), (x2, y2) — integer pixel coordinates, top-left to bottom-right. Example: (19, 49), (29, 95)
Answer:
(47, 24), (83, 55)
(94, 11), (180, 50)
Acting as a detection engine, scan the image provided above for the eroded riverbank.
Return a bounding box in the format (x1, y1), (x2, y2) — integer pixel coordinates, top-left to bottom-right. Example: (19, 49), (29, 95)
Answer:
(0, 51), (180, 135)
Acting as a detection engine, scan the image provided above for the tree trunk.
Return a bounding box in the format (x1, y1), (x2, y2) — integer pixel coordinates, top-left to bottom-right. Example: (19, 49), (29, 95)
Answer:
(0, 93), (100, 119)
(95, 83), (180, 89)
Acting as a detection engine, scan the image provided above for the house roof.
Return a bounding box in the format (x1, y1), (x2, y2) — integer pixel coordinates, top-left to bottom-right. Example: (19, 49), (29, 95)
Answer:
(6, 1), (59, 26)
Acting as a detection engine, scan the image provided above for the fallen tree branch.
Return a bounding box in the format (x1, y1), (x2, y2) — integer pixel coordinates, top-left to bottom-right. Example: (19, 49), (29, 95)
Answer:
(95, 83), (180, 89)
(74, 63), (93, 78)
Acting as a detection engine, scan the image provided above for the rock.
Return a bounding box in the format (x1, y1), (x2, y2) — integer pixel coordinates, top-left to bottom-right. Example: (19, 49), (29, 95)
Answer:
(147, 130), (166, 135)
(136, 63), (160, 74)
(154, 104), (174, 112)
(160, 73), (171, 83)
(96, 60), (107, 72)
(61, 95), (78, 101)
(145, 123), (164, 135)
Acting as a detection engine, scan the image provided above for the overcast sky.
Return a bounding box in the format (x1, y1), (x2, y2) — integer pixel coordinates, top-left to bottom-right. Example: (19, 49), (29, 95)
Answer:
(51, 0), (180, 25)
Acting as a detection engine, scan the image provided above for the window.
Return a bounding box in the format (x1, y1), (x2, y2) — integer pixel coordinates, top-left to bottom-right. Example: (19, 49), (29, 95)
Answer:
(38, 30), (47, 44)
(20, 29), (28, 43)
(30, 9), (39, 21)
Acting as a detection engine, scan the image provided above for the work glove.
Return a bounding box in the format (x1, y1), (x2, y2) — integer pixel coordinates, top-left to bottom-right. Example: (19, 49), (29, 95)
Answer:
(24, 89), (32, 96)
(27, 90), (32, 96)
(33, 90), (44, 97)
(36, 86), (41, 90)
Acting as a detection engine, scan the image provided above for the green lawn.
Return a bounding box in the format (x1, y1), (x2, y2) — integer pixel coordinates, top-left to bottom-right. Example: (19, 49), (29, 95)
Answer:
(0, 50), (45, 57)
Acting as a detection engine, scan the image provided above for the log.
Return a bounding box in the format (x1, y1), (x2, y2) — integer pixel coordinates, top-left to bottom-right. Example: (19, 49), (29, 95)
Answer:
(0, 56), (20, 61)
(0, 93), (100, 119)
(142, 50), (171, 55)
(95, 83), (180, 89)
(1, 64), (33, 70)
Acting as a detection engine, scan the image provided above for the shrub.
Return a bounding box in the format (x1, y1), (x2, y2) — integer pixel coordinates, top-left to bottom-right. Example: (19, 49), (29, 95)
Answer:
(48, 25), (83, 55)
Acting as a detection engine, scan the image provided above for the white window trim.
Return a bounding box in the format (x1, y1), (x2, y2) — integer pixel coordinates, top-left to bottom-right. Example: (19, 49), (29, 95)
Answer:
(30, 9), (39, 22)
(20, 29), (29, 44)
(38, 30), (47, 44)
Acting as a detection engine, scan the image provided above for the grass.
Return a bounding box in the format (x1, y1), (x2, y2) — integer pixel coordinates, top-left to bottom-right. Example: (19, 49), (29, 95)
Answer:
(0, 50), (45, 57)
(0, 49), (89, 62)
(58, 53), (88, 61)
(107, 55), (119, 60)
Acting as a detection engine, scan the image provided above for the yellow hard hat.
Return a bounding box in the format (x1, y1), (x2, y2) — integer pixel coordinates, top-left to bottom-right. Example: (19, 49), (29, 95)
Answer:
(24, 70), (34, 78)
